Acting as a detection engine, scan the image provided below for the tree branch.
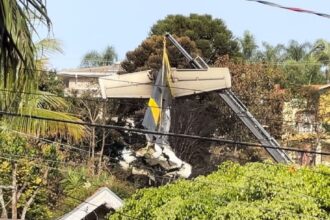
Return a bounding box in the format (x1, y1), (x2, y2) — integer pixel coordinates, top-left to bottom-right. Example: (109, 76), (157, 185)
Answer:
(20, 187), (40, 220)
(17, 182), (28, 201)
(0, 188), (7, 219)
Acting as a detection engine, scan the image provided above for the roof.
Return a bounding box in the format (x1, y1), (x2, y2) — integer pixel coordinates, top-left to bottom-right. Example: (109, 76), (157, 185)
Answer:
(57, 63), (124, 78)
(59, 187), (123, 220)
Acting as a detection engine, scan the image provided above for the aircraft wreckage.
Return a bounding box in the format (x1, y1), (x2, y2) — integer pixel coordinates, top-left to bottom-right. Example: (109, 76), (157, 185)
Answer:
(98, 33), (291, 181)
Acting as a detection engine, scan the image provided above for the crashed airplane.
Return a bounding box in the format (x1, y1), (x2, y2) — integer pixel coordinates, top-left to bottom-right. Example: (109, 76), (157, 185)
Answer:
(99, 33), (291, 181)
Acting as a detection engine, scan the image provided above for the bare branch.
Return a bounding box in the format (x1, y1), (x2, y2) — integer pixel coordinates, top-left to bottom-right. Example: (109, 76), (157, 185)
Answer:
(20, 187), (40, 220)
(0, 188), (8, 219)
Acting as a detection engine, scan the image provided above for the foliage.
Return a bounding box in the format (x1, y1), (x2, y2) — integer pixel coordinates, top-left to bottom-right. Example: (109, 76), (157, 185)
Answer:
(312, 39), (330, 82)
(0, 36), (88, 143)
(281, 57), (325, 88)
(121, 35), (199, 73)
(80, 46), (118, 67)
(284, 40), (311, 61)
(150, 14), (240, 62)
(239, 31), (258, 60)
(0, 2), (86, 143)
(36, 38), (65, 95)
(0, 133), (61, 220)
(52, 167), (135, 219)
(110, 162), (330, 220)
(38, 70), (65, 95)
(256, 42), (285, 63)
(0, 0), (50, 111)
(242, 33), (328, 87)
(210, 56), (286, 156)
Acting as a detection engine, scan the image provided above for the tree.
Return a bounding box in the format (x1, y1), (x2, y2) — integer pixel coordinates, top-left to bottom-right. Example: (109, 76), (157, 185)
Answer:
(281, 57), (325, 87)
(312, 39), (330, 82)
(1, 37), (88, 143)
(150, 14), (240, 63)
(103, 46), (118, 65)
(0, 0), (50, 110)
(80, 46), (118, 67)
(211, 56), (287, 162)
(0, 1), (86, 141)
(284, 40), (311, 61)
(80, 50), (103, 67)
(0, 134), (61, 220)
(239, 31), (258, 60)
(110, 162), (330, 219)
(280, 41), (326, 87)
(121, 35), (199, 73)
(256, 42), (285, 63)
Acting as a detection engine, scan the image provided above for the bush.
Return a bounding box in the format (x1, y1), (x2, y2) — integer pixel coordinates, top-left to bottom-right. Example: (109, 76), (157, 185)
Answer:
(110, 162), (330, 219)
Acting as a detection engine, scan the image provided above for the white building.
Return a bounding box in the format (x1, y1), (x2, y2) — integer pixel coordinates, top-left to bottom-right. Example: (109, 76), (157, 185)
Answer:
(57, 63), (123, 97)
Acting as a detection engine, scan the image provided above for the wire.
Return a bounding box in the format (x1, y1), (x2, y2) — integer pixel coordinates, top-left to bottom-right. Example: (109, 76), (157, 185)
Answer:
(15, 67), (330, 104)
(1, 82), (329, 109)
(1, 87), (329, 128)
(7, 129), (92, 155)
(0, 151), (85, 168)
(0, 155), (71, 173)
(0, 110), (329, 156)
(247, 0), (330, 19)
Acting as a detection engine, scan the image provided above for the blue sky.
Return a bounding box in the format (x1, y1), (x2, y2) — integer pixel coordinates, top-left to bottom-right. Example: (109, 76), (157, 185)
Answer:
(43, 0), (330, 69)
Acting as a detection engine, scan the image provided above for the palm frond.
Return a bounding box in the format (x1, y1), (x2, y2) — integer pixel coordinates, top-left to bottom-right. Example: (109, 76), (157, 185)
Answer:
(0, 0), (50, 110)
(1, 108), (88, 143)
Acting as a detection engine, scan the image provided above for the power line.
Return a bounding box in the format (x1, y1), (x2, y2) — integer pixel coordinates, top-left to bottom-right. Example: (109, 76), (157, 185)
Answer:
(0, 110), (329, 156)
(0, 155), (72, 173)
(18, 67), (330, 103)
(7, 129), (94, 155)
(1, 87), (323, 111)
(8, 67), (330, 108)
(0, 151), (84, 168)
(247, 0), (330, 19)
(1, 87), (329, 127)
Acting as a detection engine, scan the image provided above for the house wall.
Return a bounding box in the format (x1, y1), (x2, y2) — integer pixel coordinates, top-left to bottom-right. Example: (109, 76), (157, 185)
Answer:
(63, 77), (101, 97)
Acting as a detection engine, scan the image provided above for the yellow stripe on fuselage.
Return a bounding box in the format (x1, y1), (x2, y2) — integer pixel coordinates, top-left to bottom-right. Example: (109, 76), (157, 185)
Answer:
(148, 98), (161, 125)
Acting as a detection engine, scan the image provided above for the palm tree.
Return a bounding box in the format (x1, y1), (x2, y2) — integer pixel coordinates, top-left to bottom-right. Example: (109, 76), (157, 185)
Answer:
(284, 40), (311, 61)
(257, 42), (285, 63)
(80, 46), (118, 67)
(1, 1), (87, 141)
(1, 38), (87, 142)
(239, 31), (258, 60)
(312, 39), (330, 82)
(80, 50), (103, 67)
(0, 0), (50, 108)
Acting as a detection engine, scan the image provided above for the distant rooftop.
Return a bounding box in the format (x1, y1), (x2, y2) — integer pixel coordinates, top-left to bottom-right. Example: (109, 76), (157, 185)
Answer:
(57, 63), (124, 77)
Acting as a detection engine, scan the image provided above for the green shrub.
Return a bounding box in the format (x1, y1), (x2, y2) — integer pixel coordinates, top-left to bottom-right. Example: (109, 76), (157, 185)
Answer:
(110, 162), (330, 219)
